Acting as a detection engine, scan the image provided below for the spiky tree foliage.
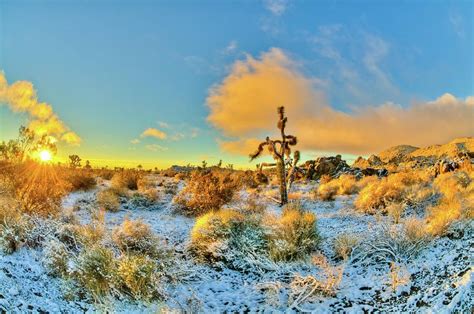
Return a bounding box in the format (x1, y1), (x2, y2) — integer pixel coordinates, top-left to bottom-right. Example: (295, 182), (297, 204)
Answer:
(250, 106), (299, 205)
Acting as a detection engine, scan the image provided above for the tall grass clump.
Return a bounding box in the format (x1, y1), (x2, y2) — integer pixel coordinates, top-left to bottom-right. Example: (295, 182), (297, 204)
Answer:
(267, 202), (320, 261)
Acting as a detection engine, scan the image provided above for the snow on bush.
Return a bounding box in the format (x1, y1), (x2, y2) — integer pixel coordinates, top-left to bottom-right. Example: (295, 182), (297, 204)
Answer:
(112, 218), (166, 258)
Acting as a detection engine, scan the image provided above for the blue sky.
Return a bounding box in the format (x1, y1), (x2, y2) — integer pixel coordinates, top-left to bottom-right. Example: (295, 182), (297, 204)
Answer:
(0, 0), (473, 168)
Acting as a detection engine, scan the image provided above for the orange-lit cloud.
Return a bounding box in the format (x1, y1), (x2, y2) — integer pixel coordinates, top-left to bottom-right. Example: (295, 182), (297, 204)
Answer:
(0, 72), (81, 145)
(207, 48), (474, 155)
(141, 127), (167, 140)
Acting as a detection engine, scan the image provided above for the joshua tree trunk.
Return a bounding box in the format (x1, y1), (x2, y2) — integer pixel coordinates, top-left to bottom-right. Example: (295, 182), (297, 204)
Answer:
(277, 159), (288, 205)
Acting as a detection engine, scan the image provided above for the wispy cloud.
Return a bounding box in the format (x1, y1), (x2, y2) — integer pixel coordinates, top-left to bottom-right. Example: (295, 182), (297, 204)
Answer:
(264, 0), (289, 16)
(207, 48), (474, 155)
(449, 11), (465, 39)
(141, 127), (167, 140)
(0, 71), (81, 145)
(308, 25), (399, 105)
(130, 138), (140, 144)
(145, 144), (168, 152)
(222, 40), (238, 55)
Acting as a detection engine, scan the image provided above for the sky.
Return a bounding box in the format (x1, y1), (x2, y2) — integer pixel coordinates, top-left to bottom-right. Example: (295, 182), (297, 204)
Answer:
(0, 0), (473, 169)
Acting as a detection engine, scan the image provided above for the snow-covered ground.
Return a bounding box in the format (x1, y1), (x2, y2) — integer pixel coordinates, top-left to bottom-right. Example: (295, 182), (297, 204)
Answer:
(0, 175), (472, 313)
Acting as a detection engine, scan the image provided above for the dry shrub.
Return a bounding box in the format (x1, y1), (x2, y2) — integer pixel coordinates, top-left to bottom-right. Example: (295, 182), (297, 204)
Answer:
(43, 239), (70, 277)
(355, 171), (432, 213)
(315, 174), (359, 201)
(112, 218), (164, 257)
(427, 170), (474, 236)
(240, 195), (266, 215)
(66, 170), (97, 191)
(289, 254), (344, 309)
(175, 170), (238, 216)
(74, 245), (117, 298)
(388, 262), (410, 292)
(267, 202), (320, 261)
(358, 222), (430, 263)
(190, 209), (271, 272)
(333, 233), (360, 260)
(319, 174), (332, 184)
(116, 253), (162, 301)
(0, 201), (29, 254)
(97, 188), (121, 212)
(386, 202), (406, 224)
(111, 170), (142, 191)
(98, 169), (114, 180)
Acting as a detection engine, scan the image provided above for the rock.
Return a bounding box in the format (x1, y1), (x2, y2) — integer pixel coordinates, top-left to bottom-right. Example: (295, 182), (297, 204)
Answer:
(304, 155), (350, 180)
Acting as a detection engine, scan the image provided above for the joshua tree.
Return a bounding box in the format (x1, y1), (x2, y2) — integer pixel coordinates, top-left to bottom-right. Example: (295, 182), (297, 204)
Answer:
(69, 154), (82, 169)
(250, 106), (299, 205)
(84, 160), (92, 170)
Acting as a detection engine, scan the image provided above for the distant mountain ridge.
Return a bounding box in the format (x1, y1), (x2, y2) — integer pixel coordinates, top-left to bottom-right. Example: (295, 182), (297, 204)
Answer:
(378, 137), (474, 163)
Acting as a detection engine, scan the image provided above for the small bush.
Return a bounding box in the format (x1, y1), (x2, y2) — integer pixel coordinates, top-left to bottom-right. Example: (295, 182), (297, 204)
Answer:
(0, 207), (29, 254)
(333, 233), (360, 260)
(97, 188), (121, 212)
(112, 219), (164, 257)
(43, 239), (70, 277)
(190, 209), (272, 272)
(289, 254), (344, 308)
(111, 170), (142, 191)
(175, 170), (238, 216)
(116, 253), (162, 301)
(315, 174), (359, 201)
(355, 171), (432, 213)
(74, 245), (117, 298)
(427, 170), (474, 236)
(267, 202), (320, 261)
(66, 170), (97, 191)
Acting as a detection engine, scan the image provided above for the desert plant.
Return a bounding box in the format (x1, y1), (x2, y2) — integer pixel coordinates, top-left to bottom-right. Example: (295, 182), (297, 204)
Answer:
(175, 170), (237, 216)
(43, 239), (71, 277)
(315, 174), (359, 201)
(66, 169), (97, 191)
(112, 219), (165, 257)
(333, 233), (360, 260)
(97, 188), (121, 212)
(0, 204), (29, 254)
(426, 170), (474, 236)
(190, 209), (273, 272)
(250, 106), (299, 205)
(111, 170), (142, 190)
(289, 254), (344, 310)
(355, 171), (432, 213)
(74, 245), (117, 298)
(267, 202), (320, 261)
(116, 253), (162, 301)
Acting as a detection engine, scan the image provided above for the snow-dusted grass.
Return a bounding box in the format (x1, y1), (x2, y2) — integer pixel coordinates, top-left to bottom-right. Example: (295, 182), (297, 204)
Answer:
(0, 174), (472, 312)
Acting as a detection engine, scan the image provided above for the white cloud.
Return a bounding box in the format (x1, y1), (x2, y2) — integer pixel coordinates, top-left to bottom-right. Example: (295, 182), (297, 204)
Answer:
(145, 144), (168, 152)
(264, 0), (289, 16)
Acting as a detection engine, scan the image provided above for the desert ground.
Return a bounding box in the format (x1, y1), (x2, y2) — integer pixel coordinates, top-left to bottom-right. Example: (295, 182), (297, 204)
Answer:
(0, 136), (473, 313)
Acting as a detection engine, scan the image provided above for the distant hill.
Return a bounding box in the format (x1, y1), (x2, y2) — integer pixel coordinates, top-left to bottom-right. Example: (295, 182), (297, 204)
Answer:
(378, 145), (419, 163)
(354, 137), (474, 168)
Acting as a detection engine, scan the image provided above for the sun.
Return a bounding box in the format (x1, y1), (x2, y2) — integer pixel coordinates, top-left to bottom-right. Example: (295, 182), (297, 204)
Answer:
(39, 150), (52, 162)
